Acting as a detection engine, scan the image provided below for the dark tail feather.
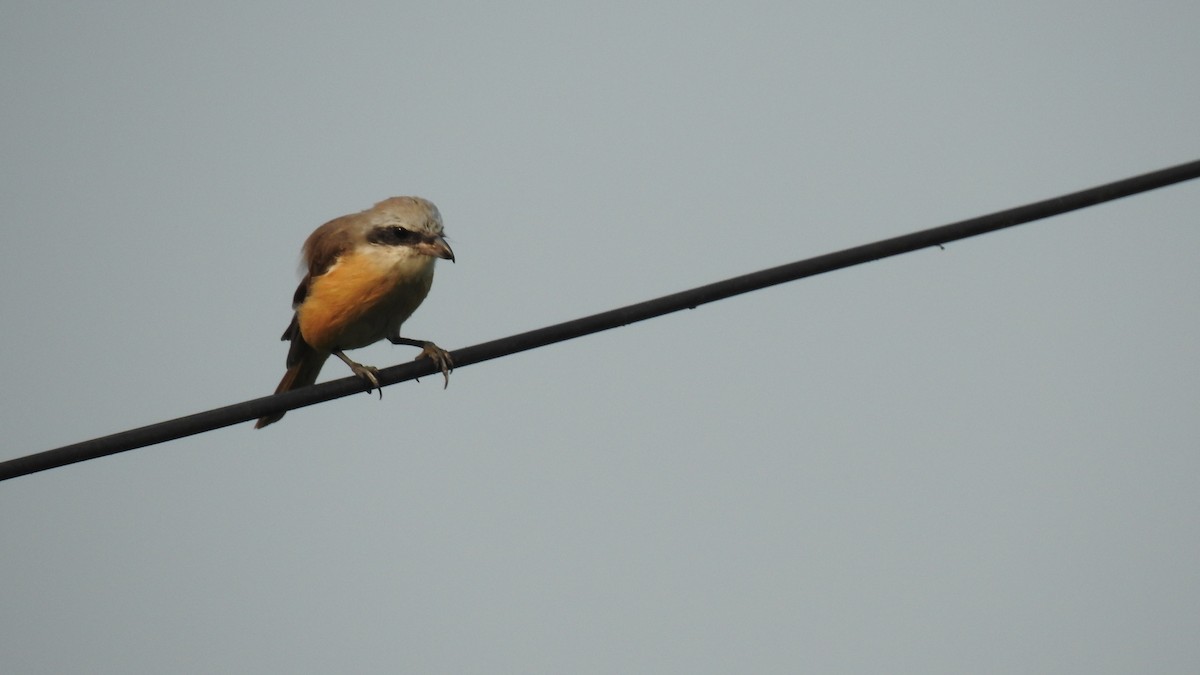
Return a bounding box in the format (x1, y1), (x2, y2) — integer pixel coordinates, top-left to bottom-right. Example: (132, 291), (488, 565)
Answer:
(255, 346), (328, 429)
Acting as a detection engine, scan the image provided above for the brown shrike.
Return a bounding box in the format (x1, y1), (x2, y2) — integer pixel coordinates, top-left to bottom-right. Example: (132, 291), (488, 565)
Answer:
(255, 196), (454, 428)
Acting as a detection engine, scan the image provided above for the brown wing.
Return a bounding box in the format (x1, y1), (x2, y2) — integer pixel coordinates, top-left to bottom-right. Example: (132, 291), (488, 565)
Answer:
(282, 312), (308, 367)
(278, 212), (360, 359)
(303, 213), (358, 278)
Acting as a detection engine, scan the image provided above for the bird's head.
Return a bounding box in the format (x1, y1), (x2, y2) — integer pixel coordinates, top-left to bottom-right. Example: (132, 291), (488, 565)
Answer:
(364, 196), (455, 263)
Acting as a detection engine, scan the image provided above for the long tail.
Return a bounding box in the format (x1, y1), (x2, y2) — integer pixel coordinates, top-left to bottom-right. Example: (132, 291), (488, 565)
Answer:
(255, 344), (329, 429)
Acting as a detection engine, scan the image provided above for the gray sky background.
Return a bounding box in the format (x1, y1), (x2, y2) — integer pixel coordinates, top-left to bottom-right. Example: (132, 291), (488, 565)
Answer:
(3, 2), (1199, 673)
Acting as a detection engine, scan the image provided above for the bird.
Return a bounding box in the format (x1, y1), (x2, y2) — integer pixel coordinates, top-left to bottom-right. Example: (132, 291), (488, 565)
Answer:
(255, 196), (455, 428)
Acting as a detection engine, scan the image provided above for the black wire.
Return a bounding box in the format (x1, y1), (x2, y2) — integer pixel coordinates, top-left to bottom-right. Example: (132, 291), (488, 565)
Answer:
(3, 159), (1199, 481)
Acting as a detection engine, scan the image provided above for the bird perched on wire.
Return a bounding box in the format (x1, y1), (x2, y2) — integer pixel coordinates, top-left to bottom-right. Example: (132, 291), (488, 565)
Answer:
(255, 196), (455, 428)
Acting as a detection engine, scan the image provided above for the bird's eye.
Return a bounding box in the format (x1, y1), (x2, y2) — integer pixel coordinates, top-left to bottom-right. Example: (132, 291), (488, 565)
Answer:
(369, 226), (420, 246)
(397, 227), (422, 243)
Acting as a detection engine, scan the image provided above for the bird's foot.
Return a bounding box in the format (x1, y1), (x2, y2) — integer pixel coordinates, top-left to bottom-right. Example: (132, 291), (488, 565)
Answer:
(334, 350), (383, 399)
(349, 362), (383, 398)
(414, 342), (454, 389)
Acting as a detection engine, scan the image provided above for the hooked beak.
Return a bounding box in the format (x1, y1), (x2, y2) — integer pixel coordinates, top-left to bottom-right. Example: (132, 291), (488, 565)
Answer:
(420, 235), (455, 263)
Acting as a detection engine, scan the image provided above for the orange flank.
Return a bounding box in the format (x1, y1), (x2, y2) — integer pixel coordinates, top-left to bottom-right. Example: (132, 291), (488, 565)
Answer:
(296, 250), (435, 352)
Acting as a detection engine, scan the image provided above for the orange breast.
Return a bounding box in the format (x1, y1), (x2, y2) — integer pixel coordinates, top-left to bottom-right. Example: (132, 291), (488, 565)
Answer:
(297, 251), (434, 351)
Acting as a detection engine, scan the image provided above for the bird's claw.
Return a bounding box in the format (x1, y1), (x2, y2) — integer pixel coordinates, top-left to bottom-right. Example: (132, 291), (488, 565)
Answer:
(350, 363), (383, 399)
(414, 342), (454, 389)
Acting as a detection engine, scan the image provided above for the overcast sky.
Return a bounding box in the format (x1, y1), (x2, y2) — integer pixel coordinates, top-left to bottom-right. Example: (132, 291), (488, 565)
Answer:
(3, 2), (1199, 673)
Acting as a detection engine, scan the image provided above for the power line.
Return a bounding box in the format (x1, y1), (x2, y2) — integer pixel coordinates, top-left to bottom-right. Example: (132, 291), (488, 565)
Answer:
(3, 159), (1199, 481)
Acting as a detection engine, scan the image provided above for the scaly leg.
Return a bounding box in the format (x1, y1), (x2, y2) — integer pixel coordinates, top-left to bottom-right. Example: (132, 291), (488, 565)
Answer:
(388, 336), (454, 388)
(333, 350), (382, 398)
